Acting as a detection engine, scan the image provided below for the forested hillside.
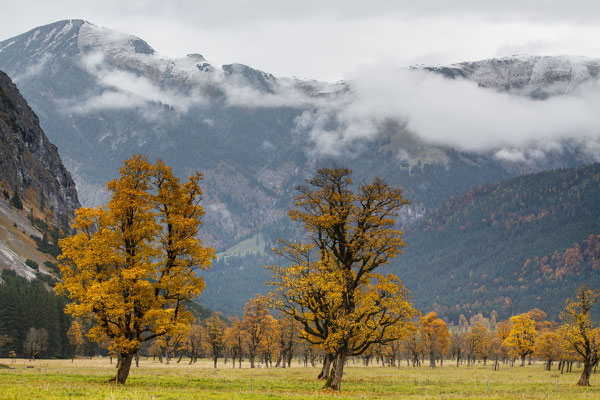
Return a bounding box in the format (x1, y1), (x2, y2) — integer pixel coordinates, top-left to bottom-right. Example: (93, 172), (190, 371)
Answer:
(0, 270), (70, 358)
(397, 162), (600, 322)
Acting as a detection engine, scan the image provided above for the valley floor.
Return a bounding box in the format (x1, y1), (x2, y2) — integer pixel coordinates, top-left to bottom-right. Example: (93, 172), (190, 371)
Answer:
(0, 358), (598, 399)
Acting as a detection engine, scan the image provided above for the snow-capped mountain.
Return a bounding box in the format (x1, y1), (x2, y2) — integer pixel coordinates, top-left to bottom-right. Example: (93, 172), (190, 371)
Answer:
(0, 20), (351, 246)
(1, 19), (600, 315)
(416, 54), (600, 98)
(0, 20), (598, 226)
(0, 19), (597, 248)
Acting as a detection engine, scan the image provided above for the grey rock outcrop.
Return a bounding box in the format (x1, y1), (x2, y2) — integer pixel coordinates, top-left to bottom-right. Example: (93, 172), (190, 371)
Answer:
(0, 69), (80, 224)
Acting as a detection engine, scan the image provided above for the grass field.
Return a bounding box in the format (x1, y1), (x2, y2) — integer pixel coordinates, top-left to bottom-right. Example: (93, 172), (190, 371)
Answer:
(1, 358), (599, 399)
(216, 233), (266, 259)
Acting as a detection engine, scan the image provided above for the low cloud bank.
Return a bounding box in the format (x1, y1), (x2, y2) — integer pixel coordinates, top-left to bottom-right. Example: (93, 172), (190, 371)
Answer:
(69, 51), (600, 161)
(297, 65), (600, 160)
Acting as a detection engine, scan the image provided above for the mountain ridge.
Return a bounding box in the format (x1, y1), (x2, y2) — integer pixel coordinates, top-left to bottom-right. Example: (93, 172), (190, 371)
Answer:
(1, 20), (599, 317)
(415, 54), (600, 98)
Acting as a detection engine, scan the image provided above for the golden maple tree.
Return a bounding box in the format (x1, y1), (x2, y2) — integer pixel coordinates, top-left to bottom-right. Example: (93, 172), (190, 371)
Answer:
(66, 321), (84, 362)
(466, 322), (492, 366)
(560, 286), (600, 386)
(185, 323), (204, 364)
(419, 311), (451, 367)
(202, 313), (227, 368)
(267, 167), (417, 390)
(57, 155), (214, 383)
(533, 329), (562, 370)
(259, 314), (281, 367)
(224, 316), (245, 368)
(277, 314), (299, 368)
(493, 320), (512, 365)
(504, 313), (537, 366)
(240, 296), (272, 368)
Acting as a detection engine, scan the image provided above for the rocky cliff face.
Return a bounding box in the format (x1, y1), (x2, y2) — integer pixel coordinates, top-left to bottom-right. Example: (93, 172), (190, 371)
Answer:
(0, 69), (80, 225)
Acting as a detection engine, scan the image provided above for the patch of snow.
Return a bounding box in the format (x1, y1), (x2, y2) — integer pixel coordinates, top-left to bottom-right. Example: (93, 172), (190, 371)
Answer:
(418, 55), (600, 97)
(24, 29), (40, 48)
(0, 40), (15, 53)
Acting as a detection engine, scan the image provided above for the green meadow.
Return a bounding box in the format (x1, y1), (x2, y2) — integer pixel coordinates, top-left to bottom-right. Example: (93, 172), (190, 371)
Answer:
(1, 358), (599, 399)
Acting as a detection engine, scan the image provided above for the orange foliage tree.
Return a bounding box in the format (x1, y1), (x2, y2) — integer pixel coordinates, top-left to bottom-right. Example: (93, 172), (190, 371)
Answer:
(67, 321), (84, 362)
(224, 317), (245, 368)
(202, 314), (227, 368)
(533, 329), (562, 370)
(57, 155), (214, 383)
(504, 313), (536, 366)
(240, 296), (272, 368)
(419, 312), (450, 367)
(267, 167), (417, 390)
(560, 286), (600, 386)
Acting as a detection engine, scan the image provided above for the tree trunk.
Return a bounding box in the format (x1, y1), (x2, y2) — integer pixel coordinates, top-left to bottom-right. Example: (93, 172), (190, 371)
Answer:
(520, 355), (525, 366)
(318, 354), (333, 380)
(111, 353), (134, 384)
(323, 351), (347, 391)
(429, 351), (436, 368)
(249, 355), (255, 368)
(213, 356), (218, 369)
(239, 357), (242, 369)
(135, 353), (139, 368)
(578, 362), (593, 386)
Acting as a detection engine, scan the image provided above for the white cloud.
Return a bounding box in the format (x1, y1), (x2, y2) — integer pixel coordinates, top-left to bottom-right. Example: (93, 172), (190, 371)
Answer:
(4, 2), (600, 81)
(70, 52), (208, 113)
(44, 24), (600, 163)
(12, 53), (51, 82)
(294, 65), (600, 160)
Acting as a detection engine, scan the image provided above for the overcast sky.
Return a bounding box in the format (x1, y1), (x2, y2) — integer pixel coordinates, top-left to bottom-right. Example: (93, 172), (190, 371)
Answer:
(2, 1), (600, 80)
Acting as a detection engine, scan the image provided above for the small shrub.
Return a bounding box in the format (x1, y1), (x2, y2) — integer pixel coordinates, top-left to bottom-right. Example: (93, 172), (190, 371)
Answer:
(43, 261), (60, 274)
(10, 191), (23, 210)
(25, 259), (39, 270)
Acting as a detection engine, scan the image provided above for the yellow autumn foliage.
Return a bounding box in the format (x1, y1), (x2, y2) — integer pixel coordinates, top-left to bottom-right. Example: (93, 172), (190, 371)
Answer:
(267, 167), (418, 390)
(504, 313), (536, 365)
(56, 155), (214, 383)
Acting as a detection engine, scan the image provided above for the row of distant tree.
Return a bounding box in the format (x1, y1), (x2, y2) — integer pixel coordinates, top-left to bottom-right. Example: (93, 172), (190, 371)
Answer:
(55, 285), (600, 389)
(2, 158), (598, 393)
(402, 287), (600, 386)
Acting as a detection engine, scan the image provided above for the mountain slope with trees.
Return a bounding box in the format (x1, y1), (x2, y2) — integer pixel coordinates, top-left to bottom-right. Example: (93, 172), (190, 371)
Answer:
(0, 69), (80, 280)
(0, 20), (594, 253)
(396, 162), (600, 322)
